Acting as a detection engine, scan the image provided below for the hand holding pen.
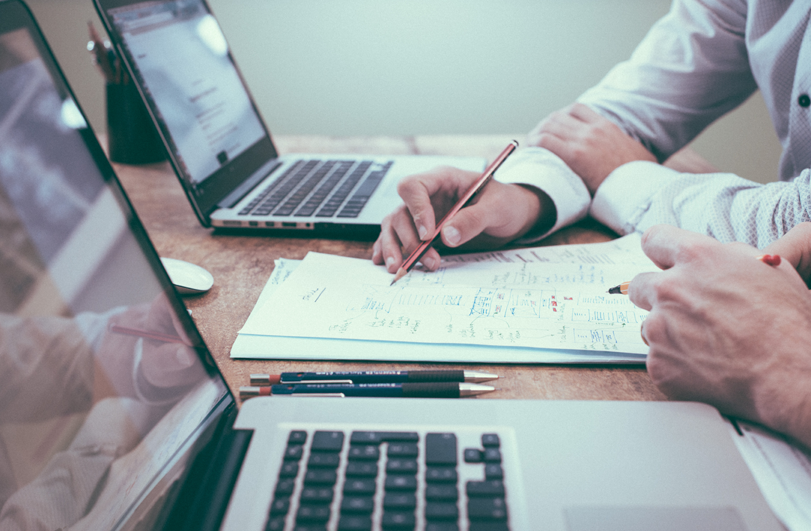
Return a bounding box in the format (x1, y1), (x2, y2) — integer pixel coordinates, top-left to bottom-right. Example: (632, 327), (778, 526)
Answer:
(389, 141), (518, 285)
(373, 141), (548, 280)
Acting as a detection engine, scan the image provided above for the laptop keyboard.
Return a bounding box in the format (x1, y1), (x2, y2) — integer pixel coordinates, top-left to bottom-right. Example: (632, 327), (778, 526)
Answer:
(265, 430), (511, 531)
(239, 159), (393, 219)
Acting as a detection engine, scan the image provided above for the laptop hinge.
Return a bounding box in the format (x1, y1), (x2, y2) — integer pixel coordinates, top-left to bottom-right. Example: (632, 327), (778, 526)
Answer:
(218, 160), (282, 209)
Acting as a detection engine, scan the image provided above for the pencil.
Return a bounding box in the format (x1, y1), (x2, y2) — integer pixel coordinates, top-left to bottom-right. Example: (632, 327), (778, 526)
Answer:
(390, 140), (519, 286)
(607, 253), (783, 295)
(607, 281), (630, 295)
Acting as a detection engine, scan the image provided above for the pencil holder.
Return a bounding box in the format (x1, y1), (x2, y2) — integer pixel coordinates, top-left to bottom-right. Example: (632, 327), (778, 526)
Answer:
(106, 82), (166, 165)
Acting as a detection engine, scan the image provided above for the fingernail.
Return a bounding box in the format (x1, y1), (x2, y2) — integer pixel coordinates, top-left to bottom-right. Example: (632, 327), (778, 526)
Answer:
(418, 225), (428, 240)
(386, 256), (396, 268)
(422, 255), (437, 269)
(443, 226), (461, 246)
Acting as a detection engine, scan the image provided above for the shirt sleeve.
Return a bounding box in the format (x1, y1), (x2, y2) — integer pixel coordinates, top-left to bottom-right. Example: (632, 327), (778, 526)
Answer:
(592, 161), (811, 247)
(494, 147), (591, 242)
(578, 0), (757, 162)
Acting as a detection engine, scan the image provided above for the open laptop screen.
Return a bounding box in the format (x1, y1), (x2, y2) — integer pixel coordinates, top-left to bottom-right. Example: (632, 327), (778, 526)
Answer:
(102, 0), (278, 219)
(0, 3), (230, 529)
(107, 0), (265, 185)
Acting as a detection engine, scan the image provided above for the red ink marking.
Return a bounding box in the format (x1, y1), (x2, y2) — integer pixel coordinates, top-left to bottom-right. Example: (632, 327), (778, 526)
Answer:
(758, 254), (781, 266)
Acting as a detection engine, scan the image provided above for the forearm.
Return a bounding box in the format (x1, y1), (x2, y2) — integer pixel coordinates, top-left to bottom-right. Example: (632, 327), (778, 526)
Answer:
(593, 162), (811, 247)
(578, 0), (756, 161)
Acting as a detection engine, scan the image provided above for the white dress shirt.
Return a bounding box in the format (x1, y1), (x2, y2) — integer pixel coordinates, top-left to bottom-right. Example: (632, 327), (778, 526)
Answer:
(497, 0), (811, 248)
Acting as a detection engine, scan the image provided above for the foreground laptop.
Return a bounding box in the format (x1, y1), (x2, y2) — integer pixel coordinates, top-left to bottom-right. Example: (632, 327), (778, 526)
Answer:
(93, 0), (485, 237)
(0, 2), (784, 529)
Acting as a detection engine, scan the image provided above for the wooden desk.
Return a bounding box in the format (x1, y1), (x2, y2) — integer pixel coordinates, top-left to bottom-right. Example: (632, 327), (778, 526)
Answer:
(113, 135), (667, 402)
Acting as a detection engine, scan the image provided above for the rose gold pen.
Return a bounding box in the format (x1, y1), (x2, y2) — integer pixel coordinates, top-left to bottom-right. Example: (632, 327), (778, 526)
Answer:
(390, 140), (519, 286)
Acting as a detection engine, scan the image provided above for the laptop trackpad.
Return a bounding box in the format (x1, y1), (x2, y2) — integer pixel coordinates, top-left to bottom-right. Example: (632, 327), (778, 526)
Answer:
(565, 506), (747, 531)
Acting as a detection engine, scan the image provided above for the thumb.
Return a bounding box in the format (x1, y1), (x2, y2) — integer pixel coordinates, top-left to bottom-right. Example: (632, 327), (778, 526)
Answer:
(762, 222), (811, 282)
(440, 204), (491, 247)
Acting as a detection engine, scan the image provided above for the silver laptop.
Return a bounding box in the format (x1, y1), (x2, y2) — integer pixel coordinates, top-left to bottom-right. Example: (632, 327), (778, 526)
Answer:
(92, 0), (484, 237)
(0, 2), (783, 529)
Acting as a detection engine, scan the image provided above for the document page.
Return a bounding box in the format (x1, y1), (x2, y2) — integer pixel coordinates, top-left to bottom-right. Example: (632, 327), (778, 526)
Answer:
(239, 236), (656, 356)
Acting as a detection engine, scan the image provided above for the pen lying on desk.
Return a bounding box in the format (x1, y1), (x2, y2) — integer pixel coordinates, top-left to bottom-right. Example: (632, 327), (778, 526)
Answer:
(240, 382), (495, 399)
(250, 370), (498, 386)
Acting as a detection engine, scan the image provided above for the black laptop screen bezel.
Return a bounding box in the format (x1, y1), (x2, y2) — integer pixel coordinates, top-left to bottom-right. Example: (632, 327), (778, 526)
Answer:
(93, 0), (280, 227)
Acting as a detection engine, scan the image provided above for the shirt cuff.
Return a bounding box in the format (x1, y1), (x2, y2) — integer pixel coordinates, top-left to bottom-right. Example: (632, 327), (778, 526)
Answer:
(495, 147), (591, 243)
(590, 160), (679, 235)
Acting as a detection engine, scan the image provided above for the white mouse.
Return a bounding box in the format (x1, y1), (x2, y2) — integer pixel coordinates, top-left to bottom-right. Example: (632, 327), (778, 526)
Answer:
(160, 257), (214, 295)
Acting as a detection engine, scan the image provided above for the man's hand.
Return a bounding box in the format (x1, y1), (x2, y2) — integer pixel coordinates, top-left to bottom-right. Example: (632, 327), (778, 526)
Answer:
(372, 166), (555, 273)
(527, 103), (656, 195)
(628, 224), (811, 449)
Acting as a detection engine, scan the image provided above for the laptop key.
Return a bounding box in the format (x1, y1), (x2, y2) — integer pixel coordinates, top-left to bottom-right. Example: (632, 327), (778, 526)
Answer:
(300, 486), (335, 504)
(483, 448), (502, 463)
(383, 492), (417, 510)
(381, 510), (416, 529)
(341, 496), (374, 514)
(425, 502), (459, 521)
(425, 467), (457, 483)
(311, 431), (345, 452)
(343, 478), (377, 495)
(468, 523), (509, 531)
(345, 462), (378, 477)
(304, 469), (338, 485)
(288, 430), (307, 444)
(284, 445), (304, 460)
(296, 504), (331, 522)
(426, 433), (458, 466)
(481, 434), (500, 447)
(466, 481), (505, 497)
(387, 443), (418, 458)
(425, 484), (458, 501)
(338, 515), (373, 531)
(279, 461), (299, 477)
(484, 464), (504, 480)
(348, 444), (380, 461)
(385, 474), (417, 491)
(308, 452), (341, 468)
(386, 459), (417, 474)
(464, 449), (483, 463)
(466, 497), (508, 520)
(264, 516), (286, 531)
(426, 524), (459, 531)
(350, 431), (419, 444)
(269, 497), (290, 515)
(275, 478), (295, 496)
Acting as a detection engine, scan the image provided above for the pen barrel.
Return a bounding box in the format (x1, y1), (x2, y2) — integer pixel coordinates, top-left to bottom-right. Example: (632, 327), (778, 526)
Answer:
(400, 383), (461, 398)
(270, 383), (463, 398)
(405, 371), (465, 383)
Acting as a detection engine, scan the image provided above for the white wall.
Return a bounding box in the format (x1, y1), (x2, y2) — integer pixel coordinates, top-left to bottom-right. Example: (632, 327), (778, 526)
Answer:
(27, 0), (782, 184)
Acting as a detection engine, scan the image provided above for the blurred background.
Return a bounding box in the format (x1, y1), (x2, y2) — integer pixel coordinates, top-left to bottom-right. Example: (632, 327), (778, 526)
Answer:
(28, 0), (782, 184)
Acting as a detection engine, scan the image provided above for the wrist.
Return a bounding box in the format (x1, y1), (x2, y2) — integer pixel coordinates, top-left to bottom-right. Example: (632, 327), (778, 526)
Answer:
(756, 359), (811, 449)
(513, 184), (555, 240)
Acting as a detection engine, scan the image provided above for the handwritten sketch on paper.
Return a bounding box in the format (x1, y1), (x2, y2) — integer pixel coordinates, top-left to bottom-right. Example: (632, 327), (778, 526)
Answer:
(240, 239), (657, 355)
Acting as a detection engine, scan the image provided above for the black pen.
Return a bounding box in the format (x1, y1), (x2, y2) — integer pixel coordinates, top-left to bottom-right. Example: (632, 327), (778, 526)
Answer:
(250, 370), (498, 386)
(266, 382), (495, 398)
